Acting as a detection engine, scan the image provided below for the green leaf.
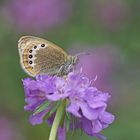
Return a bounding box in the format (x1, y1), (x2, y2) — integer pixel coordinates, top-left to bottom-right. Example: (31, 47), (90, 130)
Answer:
(49, 101), (60, 116)
(66, 112), (71, 120)
(33, 101), (51, 115)
(66, 116), (70, 132)
(59, 100), (67, 127)
(65, 112), (71, 131)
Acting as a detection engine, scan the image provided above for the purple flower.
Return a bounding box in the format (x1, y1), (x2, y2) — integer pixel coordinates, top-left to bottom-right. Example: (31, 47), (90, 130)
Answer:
(3, 0), (72, 33)
(22, 71), (115, 140)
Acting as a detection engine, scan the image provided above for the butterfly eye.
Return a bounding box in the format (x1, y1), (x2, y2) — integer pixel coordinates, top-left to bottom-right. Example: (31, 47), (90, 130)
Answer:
(29, 55), (33, 58)
(41, 44), (45, 47)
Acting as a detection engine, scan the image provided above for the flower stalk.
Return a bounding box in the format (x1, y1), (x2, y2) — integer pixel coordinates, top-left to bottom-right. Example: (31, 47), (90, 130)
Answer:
(49, 101), (65, 140)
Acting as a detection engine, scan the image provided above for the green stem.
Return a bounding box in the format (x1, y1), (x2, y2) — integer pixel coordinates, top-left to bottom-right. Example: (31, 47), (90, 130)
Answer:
(48, 102), (65, 140)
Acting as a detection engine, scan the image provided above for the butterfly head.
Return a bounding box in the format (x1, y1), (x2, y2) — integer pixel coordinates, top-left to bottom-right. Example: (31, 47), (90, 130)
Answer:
(70, 55), (78, 65)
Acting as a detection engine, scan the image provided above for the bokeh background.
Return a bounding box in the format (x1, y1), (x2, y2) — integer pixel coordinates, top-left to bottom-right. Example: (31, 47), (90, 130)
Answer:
(0, 0), (140, 140)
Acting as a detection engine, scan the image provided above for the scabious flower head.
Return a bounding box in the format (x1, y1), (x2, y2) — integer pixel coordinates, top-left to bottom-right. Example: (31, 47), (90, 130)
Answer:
(3, 0), (72, 33)
(23, 70), (115, 140)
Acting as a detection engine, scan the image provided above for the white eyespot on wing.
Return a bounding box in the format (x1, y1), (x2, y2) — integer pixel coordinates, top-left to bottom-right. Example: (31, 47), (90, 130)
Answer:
(27, 43), (49, 67)
(30, 43), (48, 55)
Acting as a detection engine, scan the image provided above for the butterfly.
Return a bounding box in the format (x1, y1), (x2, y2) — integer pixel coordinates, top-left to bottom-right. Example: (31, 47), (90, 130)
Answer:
(18, 36), (78, 77)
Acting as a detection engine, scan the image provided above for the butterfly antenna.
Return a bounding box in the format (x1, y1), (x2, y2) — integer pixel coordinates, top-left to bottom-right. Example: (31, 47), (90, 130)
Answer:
(75, 52), (90, 57)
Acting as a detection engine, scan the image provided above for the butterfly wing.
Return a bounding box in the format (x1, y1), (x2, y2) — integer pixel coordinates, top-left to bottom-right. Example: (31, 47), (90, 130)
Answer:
(18, 36), (68, 76)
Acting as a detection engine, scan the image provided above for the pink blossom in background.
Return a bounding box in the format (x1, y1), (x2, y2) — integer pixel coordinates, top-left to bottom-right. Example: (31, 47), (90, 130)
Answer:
(3, 0), (72, 33)
(69, 44), (121, 92)
(0, 116), (24, 140)
(93, 0), (129, 31)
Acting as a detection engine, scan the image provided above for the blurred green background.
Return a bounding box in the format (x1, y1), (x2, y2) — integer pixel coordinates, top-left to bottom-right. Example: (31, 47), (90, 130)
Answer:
(0, 0), (140, 140)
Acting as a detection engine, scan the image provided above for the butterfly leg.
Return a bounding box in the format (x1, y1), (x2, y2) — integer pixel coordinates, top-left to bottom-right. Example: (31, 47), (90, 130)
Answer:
(56, 64), (75, 76)
(67, 64), (75, 73)
(56, 65), (65, 76)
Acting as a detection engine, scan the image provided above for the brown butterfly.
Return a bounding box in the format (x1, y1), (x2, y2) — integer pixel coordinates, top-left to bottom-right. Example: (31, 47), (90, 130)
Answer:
(18, 36), (78, 77)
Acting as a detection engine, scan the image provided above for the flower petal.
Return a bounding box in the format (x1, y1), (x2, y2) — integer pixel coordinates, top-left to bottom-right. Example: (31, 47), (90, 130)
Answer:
(66, 103), (81, 118)
(94, 93), (110, 102)
(81, 117), (93, 135)
(99, 112), (115, 124)
(94, 133), (107, 140)
(57, 123), (66, 140)
(79, 102), (98, 120)
(92, 120), (103, 133)
(88, 101), (106, 109)
(29, 105), (52, 125)
(46, 93), (61, 101)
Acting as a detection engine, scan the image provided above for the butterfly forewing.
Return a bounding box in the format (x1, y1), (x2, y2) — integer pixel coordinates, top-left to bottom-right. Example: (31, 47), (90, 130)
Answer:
(18, 36), (68, 76)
